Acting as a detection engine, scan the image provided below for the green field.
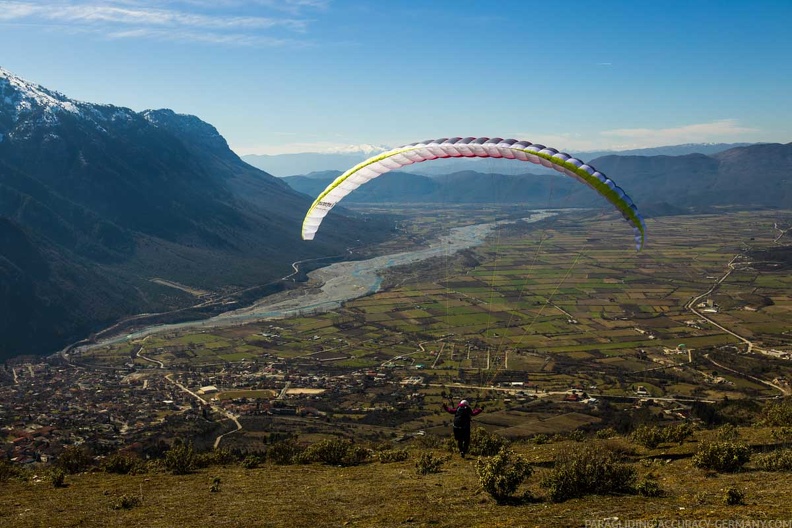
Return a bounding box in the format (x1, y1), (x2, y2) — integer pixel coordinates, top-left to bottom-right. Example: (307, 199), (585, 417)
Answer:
(79, 209), (792, 416)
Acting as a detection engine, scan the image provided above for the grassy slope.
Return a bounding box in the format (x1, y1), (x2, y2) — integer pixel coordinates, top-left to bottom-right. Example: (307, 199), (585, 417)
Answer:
(2, 437), (791, 528)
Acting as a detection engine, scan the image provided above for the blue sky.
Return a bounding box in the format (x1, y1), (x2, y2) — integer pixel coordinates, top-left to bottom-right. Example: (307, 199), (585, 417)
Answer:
(1, 0), (791, 155)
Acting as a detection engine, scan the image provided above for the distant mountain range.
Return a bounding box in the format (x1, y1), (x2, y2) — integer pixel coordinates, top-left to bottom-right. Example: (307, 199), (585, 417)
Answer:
(242, 142), (758, 177)
(283, 143), (792, 215)
(0, 67), (388, 360)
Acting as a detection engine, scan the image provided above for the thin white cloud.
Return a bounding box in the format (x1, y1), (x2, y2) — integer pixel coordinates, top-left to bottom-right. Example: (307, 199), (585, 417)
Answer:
(106, 27), (302, 46)
(234, 141), (388, 156)
(513, 120), (759, 152)
(601, 119), (758, 144)
(0, 0), (320, 45)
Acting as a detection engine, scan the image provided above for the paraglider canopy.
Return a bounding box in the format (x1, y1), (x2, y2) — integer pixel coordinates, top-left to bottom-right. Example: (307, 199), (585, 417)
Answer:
(301, 137), (646, 250)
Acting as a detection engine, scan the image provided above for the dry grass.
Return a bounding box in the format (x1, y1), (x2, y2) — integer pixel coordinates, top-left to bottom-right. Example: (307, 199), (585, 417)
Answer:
(2, 439), (791, 528)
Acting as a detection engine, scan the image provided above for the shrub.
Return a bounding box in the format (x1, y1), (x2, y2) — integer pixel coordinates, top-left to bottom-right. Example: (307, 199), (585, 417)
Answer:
(50, 468), (66, 488)
(724, 487), (744, 506)
(266, 439), (305, 465)
(210, 477), (221, 493)
(112, 494), (141, 510)
(692, 441), (750, 473)
(164, 441), (197, 475)
(715, 424), (739, 442)
(57, 445), (93, 474)
(770, 427), (792, 443)
(753, 448), (792, 471)
(596, 428), (618, 440)
(631, 423), (693, 449)
(470, 428), (509, 457)
(475, 447), (533, 503)
(664, 423), (694, 445)
(568, 430), (586, 442)
(196, 448), (236, 468)
(635, 478), (663, 497)
(101, 453), (145, 475)
(376, 449), (410, 464)
(630, 425), (665, 449)
(297, 438), (369, 467)
(600, 438), (638, 458)
(757, 398), (792, 427)
(532, 434), (551, 445)
(540, 444), (636, 502)
(415, 452), (445, 475)
(241, 455), (263, 469)
(0, 458), (23, 482)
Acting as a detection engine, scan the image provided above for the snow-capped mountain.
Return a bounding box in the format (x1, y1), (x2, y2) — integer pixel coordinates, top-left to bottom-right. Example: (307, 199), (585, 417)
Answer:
(0, 67), (387, 360)
(0, 66), (139, 139)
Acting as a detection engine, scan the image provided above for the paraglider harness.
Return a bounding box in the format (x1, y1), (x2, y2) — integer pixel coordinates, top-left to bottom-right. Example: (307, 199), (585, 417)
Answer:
(452, 404), (474, 430)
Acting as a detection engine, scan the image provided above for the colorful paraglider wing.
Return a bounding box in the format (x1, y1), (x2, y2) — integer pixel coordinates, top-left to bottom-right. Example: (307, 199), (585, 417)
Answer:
(301, 137), (646, 250)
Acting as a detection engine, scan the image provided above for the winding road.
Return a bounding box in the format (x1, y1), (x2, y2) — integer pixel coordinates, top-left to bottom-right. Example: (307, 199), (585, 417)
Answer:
(684, 248), (790, 396)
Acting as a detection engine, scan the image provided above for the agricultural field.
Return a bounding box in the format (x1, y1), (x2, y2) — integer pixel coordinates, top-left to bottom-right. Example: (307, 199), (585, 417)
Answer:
(75, 208), (792, 442)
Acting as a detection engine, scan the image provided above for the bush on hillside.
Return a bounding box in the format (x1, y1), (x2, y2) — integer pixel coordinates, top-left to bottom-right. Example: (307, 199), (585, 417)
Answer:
(753, 448), (792, 471)
(195, 448), (236, 468)
(715, 424), (739, 442)
(757, 398), (792, 427)
(241, 455), (263, 469)
(541, 444), (636, 502)
(164, 441), (197, 475)
(101, 453), (146, 475)
(475, 447), (533, 503)
(50, 468), (66, 488)
(56, 445), (93, 474)
(296, 438), (370, 466)
(692, 441), (750, 473)
(630, 425), (665, 449)
(0, 458), (24, 482)
(630, 423), (693, 449)
(724, 487), (745, 506)
(266, 439), (305, 465)
(376, 449), (410, 463)
(635, 477), (664, 497)
(415, 452), (445, 475)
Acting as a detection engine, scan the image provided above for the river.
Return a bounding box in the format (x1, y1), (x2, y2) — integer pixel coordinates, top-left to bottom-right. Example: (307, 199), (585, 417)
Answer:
(80, 210), (557, 348)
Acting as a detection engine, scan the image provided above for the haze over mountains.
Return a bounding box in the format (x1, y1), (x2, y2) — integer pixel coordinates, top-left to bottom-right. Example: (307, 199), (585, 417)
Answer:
(0, 67), (387, 360)
(243, 142), (757, 178)
(282, 143), (792, 216)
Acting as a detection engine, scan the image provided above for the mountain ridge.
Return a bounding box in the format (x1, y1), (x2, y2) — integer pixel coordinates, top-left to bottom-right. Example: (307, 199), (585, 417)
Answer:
(282, 143), (792, 215)
(0, 67), (388, 360)
(242, 142), (760, 177)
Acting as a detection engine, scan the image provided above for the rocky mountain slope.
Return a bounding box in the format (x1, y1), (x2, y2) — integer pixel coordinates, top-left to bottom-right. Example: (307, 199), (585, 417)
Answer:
(0, 67), (387, 359)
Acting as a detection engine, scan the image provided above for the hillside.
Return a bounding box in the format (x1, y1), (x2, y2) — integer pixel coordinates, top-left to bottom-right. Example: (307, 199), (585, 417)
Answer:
(0, 67), (390, 360)
(1, 425), (791, 528)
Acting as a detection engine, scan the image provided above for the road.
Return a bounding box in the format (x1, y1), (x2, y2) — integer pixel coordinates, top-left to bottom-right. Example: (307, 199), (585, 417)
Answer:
(136, 347), (164, 369)
(428, 383), (718, 404)
(773, 222), (790, 244)
(684, 251), (790, 396)
(684, 255), (762, 354)
(164, 373), (243, 448)
(704, 353), (789, 396)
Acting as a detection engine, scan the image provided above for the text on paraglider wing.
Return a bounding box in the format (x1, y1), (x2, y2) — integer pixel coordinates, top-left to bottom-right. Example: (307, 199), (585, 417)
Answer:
(317, 201), (335, 209)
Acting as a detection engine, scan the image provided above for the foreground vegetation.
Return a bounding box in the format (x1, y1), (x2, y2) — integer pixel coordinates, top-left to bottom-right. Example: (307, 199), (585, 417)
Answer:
(3, 411), (792, 527)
